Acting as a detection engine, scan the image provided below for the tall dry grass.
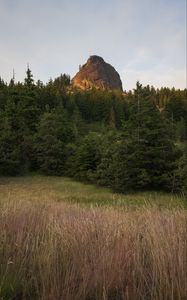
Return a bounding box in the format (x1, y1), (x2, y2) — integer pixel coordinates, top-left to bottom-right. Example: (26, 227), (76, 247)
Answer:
(0, 198), (187, 300)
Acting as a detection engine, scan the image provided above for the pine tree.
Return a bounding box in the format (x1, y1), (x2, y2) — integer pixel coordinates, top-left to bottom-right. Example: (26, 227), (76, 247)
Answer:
(36, 110), (75, 175)
(0, 110), (25, 175)
(24, 65), (34, 87)
(96, 130), (120, 187)
(73, 132), (103, 182)
(112, 82), (182, 192)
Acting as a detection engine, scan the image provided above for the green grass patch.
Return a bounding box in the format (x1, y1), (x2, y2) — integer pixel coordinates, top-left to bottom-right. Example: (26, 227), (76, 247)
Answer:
(0, 175), (186, 208)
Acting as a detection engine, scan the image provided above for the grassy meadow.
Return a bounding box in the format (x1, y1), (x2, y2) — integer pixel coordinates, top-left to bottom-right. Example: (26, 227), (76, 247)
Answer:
(0, 175), (186, 208)
(0, 175), (187, 300)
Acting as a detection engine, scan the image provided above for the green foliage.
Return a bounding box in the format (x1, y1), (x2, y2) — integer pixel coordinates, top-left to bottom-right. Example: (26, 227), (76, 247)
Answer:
(0, 70), (186, 194)
(53, 73), (70, 93)
(0, 135), (23, 175)
(24, 66), (34, 87)
(176, 143), (187, 195)
(74, 89), (127, 126)
(73, 132), (103, 182)
(100, 83), (183, 192)
(36, 110), (75, 175)
(0, 113), (24, 175)
(96, 130), (120, 187)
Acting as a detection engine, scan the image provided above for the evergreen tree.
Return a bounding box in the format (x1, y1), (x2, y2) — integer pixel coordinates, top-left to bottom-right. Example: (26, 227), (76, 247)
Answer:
(112, 83), (181, 192)
(36, 110), (75, 175)
(0, 111), (25, 175)
(96, 130), (120, 187)
(24, 66), (34, 88)
(0, 70), (186, 194)
(73, 132), (103, 182)
(175, 143), (187, 194)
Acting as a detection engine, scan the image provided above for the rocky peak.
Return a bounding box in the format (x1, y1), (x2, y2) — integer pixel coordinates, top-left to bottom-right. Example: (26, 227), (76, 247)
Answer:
(72, 55), (123, 91)
(87, 55), (104, 64)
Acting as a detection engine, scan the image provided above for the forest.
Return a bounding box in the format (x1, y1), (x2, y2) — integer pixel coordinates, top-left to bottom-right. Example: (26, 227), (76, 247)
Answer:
(1, 68), (187, 300)
(0, 68), (187, 194)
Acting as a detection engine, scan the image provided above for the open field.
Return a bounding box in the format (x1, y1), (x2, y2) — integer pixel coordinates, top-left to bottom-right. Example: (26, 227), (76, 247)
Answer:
(0, 175), (186, 208)
(0, 176), (187, 300)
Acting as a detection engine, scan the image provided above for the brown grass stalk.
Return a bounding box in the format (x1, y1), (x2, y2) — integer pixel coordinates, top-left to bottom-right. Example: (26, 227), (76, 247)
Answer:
(0, 198), (187, 300)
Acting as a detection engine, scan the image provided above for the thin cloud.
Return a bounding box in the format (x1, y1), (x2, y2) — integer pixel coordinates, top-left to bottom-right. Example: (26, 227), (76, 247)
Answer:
(0, 0), (186, 90)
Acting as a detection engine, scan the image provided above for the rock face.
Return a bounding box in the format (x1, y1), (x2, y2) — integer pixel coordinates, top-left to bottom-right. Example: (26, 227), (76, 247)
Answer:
(72, 55), (123, 91)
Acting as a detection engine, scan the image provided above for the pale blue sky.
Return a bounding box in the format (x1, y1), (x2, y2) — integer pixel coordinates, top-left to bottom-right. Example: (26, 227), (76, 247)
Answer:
(0, 0), (186, 90)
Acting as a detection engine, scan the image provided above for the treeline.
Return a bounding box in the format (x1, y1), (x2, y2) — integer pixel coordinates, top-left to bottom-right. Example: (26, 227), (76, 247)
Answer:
(0, 68), (187, 193)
